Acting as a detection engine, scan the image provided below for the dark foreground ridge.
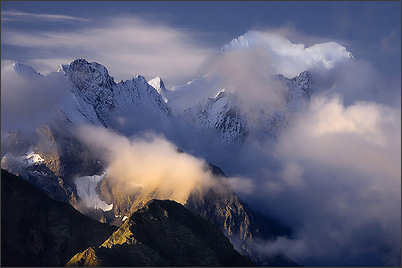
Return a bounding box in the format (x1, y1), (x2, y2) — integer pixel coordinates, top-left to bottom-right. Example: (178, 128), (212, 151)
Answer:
(67, 199), (254, 267)
(1, 169), (254, 267)
(1, 169), (117, 266)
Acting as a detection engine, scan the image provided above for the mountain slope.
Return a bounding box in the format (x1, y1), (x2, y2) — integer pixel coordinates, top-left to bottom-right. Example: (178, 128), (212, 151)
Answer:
(179, 71), (311, 147)
(185, 175), (300, 267)
(66, 199), (254, 267)
(94, 161), (300, 266)
(1, 169), (117, 266)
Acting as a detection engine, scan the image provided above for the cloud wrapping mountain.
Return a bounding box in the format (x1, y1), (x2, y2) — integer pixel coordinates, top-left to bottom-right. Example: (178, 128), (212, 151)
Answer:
(76, 126), (219, 205)
(1, 30), (400, 266)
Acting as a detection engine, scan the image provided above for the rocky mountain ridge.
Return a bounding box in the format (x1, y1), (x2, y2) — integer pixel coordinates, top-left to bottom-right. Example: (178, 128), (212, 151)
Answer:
(66, 199), (254, 267)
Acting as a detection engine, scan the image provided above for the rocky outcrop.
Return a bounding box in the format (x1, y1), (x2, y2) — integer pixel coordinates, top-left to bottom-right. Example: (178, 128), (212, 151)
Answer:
(1, 120), (104, 205)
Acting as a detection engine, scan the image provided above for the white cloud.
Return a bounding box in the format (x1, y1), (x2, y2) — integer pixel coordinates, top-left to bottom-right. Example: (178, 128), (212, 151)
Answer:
(261, 95), (401, 266)
(1, 64), (71, 133)
(225, 176), (255, 194)
(1, 59), (15, 68)
(276, 95), (401, 179)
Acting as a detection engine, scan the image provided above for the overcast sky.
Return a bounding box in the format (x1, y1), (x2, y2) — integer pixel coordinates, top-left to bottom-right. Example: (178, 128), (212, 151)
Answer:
(1, 1), (401, 86)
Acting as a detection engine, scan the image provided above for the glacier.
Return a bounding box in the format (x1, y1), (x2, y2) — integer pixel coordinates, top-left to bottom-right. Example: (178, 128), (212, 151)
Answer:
(74, 172), (113, 212)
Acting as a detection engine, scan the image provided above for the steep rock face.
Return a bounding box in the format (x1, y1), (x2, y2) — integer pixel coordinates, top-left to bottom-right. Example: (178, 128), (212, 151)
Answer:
(58, 59), (115, 128)
(67, 199), (254, 267)
(184, 168), (299, 267)
(33, 121), (104, 183)
(1, 169), (117, 267)
(58, 59), (173, 131)
(61, 59), (116, 91)
(186, 187), (299, 267)
(276, 70), (311, 112)
(1, 130), (32, 157)
(113, 75), (170, 114)
(182, 91), (249, 145)
(34, 124), (63, 177)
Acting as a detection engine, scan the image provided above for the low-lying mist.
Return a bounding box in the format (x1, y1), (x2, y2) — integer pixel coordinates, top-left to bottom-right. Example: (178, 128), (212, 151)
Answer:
(1, 65), (71, 134)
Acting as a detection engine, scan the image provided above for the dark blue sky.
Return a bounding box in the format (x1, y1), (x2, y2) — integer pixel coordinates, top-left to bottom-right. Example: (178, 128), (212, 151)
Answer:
(1, 1), (401, 83)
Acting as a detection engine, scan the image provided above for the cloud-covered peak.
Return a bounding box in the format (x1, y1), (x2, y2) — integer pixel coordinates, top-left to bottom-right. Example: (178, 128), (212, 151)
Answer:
(4, 62), (41, 77)
(222, 31), (354, 78)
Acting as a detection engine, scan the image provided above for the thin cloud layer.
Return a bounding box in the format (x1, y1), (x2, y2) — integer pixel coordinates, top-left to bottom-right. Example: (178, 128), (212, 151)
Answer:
(1, 10), (90, 22)
(2, 16), (215, 86)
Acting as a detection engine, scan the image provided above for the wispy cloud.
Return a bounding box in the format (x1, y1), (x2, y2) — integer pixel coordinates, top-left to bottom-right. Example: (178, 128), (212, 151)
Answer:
(1, 16), (216, 86)
(1, 10), (90, 22)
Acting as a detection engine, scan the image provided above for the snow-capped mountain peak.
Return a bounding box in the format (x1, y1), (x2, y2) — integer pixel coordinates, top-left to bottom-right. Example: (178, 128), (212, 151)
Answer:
(221, 30), (353, 78)
(12, 58), (175, 131)
(59, 59), (116, 91)
(149, 76), (169, 103)
(148, 76), (174, 103)
(149, 76), (166, 92)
